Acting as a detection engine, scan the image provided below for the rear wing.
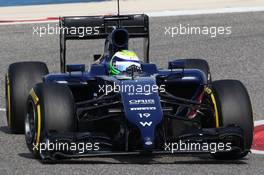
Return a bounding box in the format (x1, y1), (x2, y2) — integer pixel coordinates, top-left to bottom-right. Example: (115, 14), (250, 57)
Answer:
(59, 14), (150, 72)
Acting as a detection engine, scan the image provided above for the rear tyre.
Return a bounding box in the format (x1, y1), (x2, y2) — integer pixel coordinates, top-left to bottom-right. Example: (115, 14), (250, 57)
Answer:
(6, 62), (48, 134)
(25, 83), (76, 157)
(212, 80), (253, 159)
(183, 59), (211, 83)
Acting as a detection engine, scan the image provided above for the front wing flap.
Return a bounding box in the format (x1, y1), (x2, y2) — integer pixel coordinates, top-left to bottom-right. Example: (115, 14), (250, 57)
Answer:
(37, 125), (244, 160)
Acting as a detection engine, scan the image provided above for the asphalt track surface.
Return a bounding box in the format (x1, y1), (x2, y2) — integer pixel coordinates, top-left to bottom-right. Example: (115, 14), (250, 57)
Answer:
(0, 12), (264, 175)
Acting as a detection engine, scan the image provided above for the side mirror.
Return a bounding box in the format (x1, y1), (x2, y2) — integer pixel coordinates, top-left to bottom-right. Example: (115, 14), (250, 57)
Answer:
(168, 60), (185, 69)
(66, 64), (85, 73)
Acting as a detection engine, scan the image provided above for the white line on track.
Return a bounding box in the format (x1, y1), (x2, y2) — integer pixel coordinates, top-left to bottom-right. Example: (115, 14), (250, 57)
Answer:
(148, 6), (264, 17)
(0, 18), (58, 25)
(251, 149), (264, 155)
(1, 6), (264, 25)
(254, 120), (264, 126)
(0, 108), (6, 111)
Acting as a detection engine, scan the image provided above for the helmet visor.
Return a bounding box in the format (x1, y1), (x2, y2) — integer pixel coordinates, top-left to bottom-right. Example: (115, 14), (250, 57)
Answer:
(115, 61), (141, 72)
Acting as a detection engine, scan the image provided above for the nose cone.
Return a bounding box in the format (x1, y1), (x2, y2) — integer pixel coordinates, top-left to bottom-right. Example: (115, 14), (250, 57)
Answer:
(119, 77), (163, 149)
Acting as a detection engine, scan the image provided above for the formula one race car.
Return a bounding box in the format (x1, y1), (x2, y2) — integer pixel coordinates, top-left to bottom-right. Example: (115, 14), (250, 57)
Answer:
(5, 13), (253, 160)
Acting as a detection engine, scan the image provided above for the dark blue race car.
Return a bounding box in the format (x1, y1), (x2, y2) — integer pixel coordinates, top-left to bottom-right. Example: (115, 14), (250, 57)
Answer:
(5, 14), (253, 160)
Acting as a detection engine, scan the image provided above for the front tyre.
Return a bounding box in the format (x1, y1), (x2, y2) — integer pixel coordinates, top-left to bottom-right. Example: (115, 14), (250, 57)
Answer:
(212, 80), (253, 159)
(25, 83), (76, 158)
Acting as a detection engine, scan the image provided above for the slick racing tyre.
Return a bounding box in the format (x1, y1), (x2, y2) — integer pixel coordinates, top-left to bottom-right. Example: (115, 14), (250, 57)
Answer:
(25, 83), (76, 158)
(6, 62), (49, 134)
(183, 59), (211, 83)
(211, 80), (253, 159)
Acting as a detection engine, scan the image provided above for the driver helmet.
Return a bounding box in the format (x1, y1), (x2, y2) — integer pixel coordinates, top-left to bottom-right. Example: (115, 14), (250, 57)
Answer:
(109, 50), (141, 75)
